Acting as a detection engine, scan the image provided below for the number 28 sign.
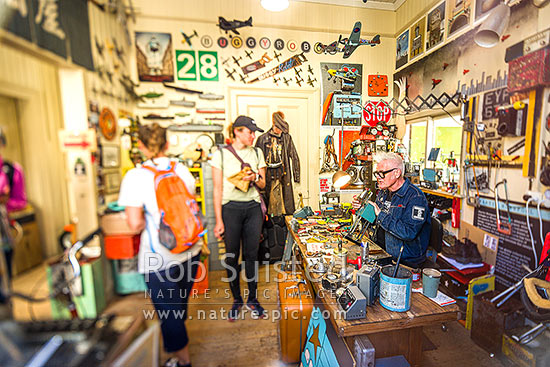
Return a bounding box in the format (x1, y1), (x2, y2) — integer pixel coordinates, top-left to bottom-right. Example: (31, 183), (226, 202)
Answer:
(363, 100), (392, 127)
(176, 50), (219, 81)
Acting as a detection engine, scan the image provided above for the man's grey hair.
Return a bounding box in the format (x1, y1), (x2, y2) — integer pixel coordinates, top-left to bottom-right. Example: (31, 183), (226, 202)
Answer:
(374, 152), (404, 178)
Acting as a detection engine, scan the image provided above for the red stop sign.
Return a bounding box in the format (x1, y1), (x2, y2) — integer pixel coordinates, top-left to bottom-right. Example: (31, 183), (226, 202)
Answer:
(363, 101), (392, 127)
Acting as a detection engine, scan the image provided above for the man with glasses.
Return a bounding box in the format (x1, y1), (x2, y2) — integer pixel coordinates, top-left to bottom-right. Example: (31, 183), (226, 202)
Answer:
(359, 152), (431, 268)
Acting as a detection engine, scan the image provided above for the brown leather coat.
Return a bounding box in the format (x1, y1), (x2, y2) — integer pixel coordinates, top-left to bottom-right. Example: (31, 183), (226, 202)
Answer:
(255, 129), (300, 214)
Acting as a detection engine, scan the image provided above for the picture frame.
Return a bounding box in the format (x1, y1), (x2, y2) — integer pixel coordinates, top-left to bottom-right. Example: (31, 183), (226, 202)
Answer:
(101, 144), (120, 168)
(104, 170), (122, 194)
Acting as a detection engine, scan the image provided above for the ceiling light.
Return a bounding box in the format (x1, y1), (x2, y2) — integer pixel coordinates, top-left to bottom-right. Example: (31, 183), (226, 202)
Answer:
(474, 2), (511, 48)
(261, 0), (289, 12)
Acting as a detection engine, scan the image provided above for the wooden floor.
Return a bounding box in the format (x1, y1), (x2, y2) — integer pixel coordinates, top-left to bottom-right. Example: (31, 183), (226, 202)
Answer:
(11, 263), (504, 367)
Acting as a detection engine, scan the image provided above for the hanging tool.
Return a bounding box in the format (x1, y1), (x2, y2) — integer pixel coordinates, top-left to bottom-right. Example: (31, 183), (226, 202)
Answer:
(464, 163), (480, 207)
(495, 179), (512, 235)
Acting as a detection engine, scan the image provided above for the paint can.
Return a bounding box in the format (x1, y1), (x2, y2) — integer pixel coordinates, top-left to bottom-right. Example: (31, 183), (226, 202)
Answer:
(379, 265), (412, 312)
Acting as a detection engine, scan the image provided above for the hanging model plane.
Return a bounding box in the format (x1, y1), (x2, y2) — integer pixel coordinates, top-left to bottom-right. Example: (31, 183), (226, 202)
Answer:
(341, 22), (380, 58)
(217, 16), (253, 36)
(273, 51), (282, 62)
(181, 30), (198, 46)
(307, 75), (317, 87)
(245, 50), (254, 59)
(295, 76), (304, 87)
(282, 77), (291, 86)
(315, 21), (380, 58)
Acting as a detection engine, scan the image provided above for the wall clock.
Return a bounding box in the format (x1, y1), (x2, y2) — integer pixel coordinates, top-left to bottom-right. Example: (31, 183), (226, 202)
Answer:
(368, 74), (389, 97)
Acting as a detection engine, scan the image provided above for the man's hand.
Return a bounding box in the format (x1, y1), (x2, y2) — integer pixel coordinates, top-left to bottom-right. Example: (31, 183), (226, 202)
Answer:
(352, 195), (362, 210)
(367, 201), (381, 216)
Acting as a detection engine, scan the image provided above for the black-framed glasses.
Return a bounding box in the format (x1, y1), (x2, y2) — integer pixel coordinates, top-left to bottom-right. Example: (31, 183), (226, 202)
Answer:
(373, 168), (397, 179)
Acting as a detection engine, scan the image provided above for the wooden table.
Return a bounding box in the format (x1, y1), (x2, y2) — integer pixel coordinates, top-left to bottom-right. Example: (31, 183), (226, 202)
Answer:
(285, 216), (459, 366)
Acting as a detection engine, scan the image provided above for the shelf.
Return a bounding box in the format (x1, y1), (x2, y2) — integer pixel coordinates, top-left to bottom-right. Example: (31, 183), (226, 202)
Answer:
(421, 188), (463, 200)
(168, 124), (223, 132)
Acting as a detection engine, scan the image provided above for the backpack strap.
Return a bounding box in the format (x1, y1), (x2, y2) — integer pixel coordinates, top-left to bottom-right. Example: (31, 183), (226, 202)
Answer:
(142, 165), (158, 174)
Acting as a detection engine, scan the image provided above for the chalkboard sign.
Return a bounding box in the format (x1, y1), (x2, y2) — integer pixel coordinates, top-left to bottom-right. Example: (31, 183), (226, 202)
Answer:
(474, 196), (550, 289)
(482, 87), (510, 121)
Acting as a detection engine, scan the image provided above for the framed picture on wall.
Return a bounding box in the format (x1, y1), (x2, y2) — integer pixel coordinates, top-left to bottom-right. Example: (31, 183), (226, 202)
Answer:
(447, 0), (472, 38)
(409, 17), (426, 60)
(396, 30), (409, 69)
(101, 145), (120, 168)
(104, 170), (121, 194)
(475, 0), (500, 21)
(426, 1), (446, 51)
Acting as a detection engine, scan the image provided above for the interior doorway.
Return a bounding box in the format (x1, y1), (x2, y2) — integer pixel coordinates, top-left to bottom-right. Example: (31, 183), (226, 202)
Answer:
(228, 87), (321, 208)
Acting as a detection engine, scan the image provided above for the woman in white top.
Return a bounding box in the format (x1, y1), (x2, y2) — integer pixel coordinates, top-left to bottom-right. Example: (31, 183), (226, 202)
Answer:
(211, 116), (267, 321)
(118, 123), (200, 367)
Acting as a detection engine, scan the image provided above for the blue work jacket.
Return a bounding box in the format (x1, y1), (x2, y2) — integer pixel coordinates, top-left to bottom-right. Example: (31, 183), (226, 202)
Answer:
(375, 178), (431, 267)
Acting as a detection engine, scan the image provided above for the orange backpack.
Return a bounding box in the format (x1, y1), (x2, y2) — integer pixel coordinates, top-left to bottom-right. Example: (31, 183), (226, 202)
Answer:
(143, 161), (205, 253)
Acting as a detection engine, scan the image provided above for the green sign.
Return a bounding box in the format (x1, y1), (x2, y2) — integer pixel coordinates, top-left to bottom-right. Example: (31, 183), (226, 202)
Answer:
(176, 50), (197, 81)
(198, 51), (219, 81)
(176, 50), (218, 81)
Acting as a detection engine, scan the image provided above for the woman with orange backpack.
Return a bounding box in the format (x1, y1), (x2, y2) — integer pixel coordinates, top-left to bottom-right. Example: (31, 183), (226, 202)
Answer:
(118, 123), (202, 367)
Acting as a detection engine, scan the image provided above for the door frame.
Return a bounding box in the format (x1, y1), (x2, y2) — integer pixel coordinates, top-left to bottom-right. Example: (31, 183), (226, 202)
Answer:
(227, 86), (321, 208)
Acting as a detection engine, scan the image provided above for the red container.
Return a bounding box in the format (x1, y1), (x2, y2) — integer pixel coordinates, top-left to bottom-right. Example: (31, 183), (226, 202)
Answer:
(508, 47), (550, 93)
(104, 234), (140, 260)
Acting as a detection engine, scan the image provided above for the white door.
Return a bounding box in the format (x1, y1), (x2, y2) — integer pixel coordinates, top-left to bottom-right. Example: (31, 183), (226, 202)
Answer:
(228, 87), (320, 209)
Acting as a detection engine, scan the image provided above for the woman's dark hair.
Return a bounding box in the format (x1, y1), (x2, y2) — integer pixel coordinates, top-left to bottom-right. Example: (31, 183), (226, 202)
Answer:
(138, 123), (167, 157)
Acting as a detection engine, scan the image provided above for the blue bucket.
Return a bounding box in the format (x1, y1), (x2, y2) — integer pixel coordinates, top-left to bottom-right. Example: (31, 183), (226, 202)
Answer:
(379, 265), (412, 312)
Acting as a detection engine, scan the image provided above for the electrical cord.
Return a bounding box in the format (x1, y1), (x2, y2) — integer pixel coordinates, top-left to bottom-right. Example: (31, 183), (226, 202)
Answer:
(526, 198), (539, 267)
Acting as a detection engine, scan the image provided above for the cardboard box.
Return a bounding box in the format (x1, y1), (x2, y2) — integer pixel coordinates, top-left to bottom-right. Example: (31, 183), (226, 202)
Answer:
(459, 221), (499, 266)
(100, 212), (141, 236)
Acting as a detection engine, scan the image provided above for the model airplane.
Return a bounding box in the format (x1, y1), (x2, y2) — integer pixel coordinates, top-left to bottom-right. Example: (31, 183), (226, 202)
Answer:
(95, 36), (104, 56)
(295, 67), (303, 78)
(323, 65), (360, 83)
(239, 74), (247, 83)
(295, 76), (304, 87)
(282, 77), (291, 86)
(232, 56), (242, 67)
(217, 16), (253, 36)
(112, 38), (125, 63)
(273, 51), (282, 62)
(245, 50), (254, 59)
(181, 30), (198, 46)
(225, 68), (236, 80)
(163, 82), (202, 94)
(308, 65), (314, 75)
(315, 22), (380, 58)
(341, 22), (380, 58)
(307, 75), (317, 87)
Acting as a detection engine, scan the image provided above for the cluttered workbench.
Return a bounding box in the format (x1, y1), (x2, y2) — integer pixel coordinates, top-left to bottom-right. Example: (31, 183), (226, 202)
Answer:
(284, 216), (459, 366)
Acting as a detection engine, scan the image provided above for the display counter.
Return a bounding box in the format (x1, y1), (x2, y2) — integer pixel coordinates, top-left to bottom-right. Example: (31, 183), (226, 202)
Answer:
(284, 216), (459, 366)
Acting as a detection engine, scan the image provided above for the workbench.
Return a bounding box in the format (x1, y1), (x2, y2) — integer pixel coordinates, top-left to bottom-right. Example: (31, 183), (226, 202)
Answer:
(285, 216), (459, 366)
